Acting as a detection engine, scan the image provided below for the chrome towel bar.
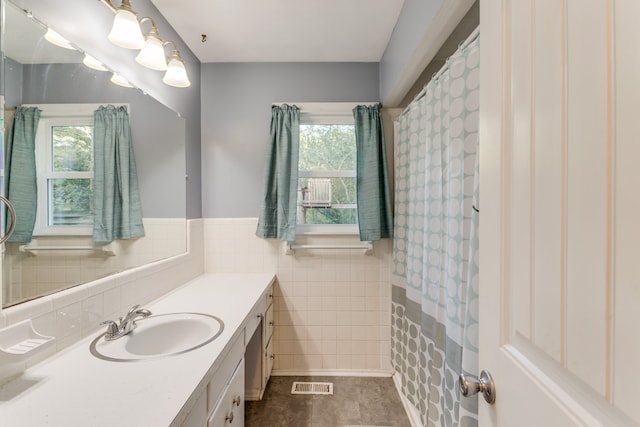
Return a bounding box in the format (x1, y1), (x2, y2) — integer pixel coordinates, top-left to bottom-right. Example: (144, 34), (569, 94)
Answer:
(286, 241), (373, 256)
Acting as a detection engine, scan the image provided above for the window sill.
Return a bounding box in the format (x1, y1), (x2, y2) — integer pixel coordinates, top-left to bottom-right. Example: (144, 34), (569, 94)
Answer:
(32, 226), (93, 237)
(295, 224), (359, 236)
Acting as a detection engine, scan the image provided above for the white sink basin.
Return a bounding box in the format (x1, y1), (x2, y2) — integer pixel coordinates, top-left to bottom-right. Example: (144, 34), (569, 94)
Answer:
(90, 313), (224, 362)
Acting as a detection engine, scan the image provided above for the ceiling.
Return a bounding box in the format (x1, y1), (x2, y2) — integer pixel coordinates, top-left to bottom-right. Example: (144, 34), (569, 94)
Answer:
(149, 0), (405, 63)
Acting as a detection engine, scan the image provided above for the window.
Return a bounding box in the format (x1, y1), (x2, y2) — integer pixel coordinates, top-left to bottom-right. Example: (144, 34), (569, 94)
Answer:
(297, 103), (358, 234)
(32, 104), (104, 236)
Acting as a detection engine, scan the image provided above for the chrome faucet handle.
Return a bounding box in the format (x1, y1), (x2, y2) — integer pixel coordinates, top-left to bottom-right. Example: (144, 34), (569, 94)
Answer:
(101, 320), (120, 340)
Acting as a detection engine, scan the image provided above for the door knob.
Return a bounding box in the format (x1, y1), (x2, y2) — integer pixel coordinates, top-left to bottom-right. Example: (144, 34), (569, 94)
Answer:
(459, 369), (496, 404)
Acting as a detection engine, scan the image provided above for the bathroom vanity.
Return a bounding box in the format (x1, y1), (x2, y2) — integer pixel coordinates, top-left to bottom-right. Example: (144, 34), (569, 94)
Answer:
(0, 273), (276, 427)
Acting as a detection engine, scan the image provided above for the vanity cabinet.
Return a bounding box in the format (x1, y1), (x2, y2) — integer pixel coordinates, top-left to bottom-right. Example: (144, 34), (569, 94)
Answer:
(208, 359), (245, 426)
(179, 283), (274, 426)
(180, 333), (245, 427)
(245, 285), (274, 401)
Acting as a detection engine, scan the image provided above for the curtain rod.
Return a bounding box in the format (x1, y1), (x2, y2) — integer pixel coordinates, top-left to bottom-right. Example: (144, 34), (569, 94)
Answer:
(400, 26), (480, 117)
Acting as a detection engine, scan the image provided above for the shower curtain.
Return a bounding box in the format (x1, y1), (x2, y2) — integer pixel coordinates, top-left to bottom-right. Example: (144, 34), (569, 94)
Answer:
(391, 34), (479, 427)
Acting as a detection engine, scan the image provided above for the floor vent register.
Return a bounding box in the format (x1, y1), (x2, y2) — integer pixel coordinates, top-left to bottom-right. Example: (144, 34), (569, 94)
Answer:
(290, 381), (334, 395)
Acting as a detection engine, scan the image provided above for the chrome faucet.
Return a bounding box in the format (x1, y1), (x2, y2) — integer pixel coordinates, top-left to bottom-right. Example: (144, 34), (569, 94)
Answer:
(101, 304), (152, 341)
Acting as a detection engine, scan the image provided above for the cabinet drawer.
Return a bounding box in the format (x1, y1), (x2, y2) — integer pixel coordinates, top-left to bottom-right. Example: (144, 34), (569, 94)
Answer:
(207, 333), (244, 412)
(245, 300), (266, 345)
(265, 338), (274, 381)
(264, 303), (274, 344)
(265, 286), (274, 309)
(208, 359), (245, 427)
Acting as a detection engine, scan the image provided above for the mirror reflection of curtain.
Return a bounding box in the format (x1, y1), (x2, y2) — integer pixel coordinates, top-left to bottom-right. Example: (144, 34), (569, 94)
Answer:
(93, 105), (144, 243)
(5, 106), (41, 242)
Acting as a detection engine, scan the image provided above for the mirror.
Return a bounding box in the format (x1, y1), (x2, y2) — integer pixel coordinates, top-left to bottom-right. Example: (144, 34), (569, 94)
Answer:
(1, 0), (187, 308)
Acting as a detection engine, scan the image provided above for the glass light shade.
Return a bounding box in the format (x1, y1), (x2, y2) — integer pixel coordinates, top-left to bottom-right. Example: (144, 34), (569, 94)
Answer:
(108, 9), (144, 49)
(162, 57), (191, 88)
(110, 73), (134, 88)
(136, 35), (167, 71)
(83, 54), (108, 71)
(44, 29), (75, 50)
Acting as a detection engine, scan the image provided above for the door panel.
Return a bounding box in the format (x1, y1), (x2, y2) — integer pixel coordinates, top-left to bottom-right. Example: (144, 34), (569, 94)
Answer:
(480, 0), (639, 425)
(613, 0), (640, 420)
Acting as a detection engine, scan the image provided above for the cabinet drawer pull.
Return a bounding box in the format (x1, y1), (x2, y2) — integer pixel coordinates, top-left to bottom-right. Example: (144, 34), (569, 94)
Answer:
(270, 354), (276, 359)
(233, 396), (242, 407)
(269, 321), (274, 326)
(225, 412), (234, 423)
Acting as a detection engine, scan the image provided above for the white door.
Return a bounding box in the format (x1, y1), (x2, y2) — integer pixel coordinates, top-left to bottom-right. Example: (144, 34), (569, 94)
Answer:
(478, 0), (640, 425)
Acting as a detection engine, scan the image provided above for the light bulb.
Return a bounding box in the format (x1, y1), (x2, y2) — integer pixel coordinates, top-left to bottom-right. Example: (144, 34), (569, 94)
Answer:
(162, 54), (190, 88)
(108, 9), (144, 49)
(136, 34), (167, 71)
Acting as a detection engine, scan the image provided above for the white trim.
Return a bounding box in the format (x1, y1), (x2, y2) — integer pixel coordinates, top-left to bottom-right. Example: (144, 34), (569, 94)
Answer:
(23, 103), (130, 117)
(271, 369), (394, 377)
(382, 0), (476, 106)
(274, 102), (375, 114)
(296, 224), (358, 235)
(275, 101), (378, 124)
(32, 104), (102, 237)
(392, 372), (424, 427)
(295, 105), (360, 233)
(299, 170), (356, 178)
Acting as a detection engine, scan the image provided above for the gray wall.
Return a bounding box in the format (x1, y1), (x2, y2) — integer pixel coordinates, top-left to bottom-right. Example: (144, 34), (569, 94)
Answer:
(4, 57), (22, 107)
(201, 62), (379, 218)
(7, 0), (202, 218)
(18, 63), (185, 218)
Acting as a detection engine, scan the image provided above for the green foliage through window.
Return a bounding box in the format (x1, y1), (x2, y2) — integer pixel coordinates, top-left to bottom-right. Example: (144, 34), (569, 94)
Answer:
(298, 124), (357, 226)
(48, 125), (94, 226)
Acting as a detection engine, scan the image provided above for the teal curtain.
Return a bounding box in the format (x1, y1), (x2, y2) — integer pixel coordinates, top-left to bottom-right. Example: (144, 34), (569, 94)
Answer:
(93, 105), (144, 243)
(391, 35), (480, 427)
(353, 103), (393, 241)
(5, 106), (41, 243)
(256, 104), (300, 241)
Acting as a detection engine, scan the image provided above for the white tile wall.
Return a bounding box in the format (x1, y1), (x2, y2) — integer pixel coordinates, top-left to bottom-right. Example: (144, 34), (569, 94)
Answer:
(204, 218), (392, 374)
(4, 218), (187, 304)
(0, 219), (204, 366)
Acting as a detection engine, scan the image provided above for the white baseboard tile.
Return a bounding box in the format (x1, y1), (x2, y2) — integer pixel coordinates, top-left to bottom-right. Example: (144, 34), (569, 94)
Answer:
(271, 369), (395, 377)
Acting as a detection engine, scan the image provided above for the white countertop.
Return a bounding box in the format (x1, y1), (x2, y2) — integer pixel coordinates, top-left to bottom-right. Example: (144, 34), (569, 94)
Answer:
(0, 273), (276, 427)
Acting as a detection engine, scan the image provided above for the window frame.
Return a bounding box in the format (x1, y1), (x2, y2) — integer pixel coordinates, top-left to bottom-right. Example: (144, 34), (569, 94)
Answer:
(296, 102), (362, 236)
(29, 103), (126, 237)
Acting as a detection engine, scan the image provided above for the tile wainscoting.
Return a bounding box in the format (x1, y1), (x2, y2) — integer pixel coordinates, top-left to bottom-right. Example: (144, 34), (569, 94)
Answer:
(204, 218), (393, 374)
(4, 218), (187, 304)
(0, 219), (204, 365)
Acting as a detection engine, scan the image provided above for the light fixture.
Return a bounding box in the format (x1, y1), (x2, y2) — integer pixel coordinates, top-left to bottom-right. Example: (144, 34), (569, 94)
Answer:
(107, 0), (144, 49)
(110, 73), (134, 88)
(83, 54), (108, 71)
(44, 28), (75, 50)
(162, 42), (191, 88)
(100, 0), (190, 88)
(135, 18), (167, 71)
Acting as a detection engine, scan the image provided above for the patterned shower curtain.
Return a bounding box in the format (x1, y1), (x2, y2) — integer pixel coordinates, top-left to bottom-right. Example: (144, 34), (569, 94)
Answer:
(391, 35), (479, 427)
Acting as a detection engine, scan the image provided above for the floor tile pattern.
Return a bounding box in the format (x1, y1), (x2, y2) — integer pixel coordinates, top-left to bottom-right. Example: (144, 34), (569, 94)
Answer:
(246, 376), (412, 427)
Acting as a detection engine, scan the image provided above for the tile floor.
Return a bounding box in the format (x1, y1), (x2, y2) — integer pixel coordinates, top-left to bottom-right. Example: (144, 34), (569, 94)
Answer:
(245, 376), (412, 427)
